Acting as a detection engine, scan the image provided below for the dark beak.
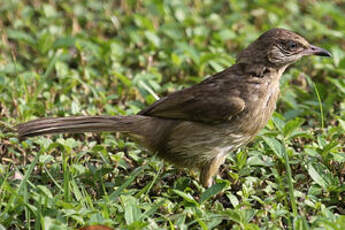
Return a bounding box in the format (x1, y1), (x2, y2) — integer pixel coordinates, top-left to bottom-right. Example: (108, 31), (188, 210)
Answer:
(307, 45), (332, 57)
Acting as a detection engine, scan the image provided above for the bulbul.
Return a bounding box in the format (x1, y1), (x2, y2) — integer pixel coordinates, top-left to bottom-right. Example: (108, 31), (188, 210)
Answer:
(17, 28), (331, 187)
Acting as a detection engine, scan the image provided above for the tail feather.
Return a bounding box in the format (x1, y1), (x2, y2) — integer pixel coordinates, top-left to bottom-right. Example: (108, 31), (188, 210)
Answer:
(17, 115), (141, 138)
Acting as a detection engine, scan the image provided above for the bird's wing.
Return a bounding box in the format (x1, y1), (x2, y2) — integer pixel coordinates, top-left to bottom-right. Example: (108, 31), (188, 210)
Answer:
(139, 74), (245, 124)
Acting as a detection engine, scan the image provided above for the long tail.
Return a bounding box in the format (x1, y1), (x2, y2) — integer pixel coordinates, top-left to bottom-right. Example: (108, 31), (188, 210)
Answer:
(16, 115), (145, 139)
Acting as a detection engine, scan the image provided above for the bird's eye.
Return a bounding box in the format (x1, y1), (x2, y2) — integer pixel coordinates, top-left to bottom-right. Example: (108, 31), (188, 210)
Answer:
(286, 40), (298, 50)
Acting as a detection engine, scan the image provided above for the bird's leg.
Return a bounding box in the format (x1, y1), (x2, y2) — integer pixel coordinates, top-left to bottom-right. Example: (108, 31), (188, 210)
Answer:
(199, 152), (227, 188)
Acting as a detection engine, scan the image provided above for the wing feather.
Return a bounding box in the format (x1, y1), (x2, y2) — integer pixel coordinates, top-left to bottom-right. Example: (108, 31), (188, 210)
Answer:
(139, 69), (245, 123)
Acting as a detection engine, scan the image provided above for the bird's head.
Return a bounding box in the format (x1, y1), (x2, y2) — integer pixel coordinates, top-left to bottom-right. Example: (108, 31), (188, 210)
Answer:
(237, 28), (331, 68)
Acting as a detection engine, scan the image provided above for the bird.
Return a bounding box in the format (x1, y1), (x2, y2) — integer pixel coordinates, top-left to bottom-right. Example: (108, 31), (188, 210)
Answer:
(17, 28), (331, 188)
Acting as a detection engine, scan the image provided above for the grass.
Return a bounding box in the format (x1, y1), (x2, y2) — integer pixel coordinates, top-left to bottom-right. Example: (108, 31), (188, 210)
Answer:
(1, 0), (345, 229)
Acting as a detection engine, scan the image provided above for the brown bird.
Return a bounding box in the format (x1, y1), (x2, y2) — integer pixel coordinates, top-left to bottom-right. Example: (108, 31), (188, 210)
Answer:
(17, 28), (331, 187)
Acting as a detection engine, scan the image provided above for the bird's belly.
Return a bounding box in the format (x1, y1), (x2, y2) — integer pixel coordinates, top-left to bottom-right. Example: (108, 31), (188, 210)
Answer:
(161, 122), (252, 168)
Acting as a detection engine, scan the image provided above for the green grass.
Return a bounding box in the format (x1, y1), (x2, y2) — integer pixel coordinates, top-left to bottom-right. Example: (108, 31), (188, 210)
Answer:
(1, 0), (345, 229)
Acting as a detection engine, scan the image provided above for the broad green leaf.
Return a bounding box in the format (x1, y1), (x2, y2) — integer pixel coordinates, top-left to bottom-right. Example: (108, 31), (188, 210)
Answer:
(307, 162), (338, 190)
(145, 31), (160, 47)
(283, 118), (304, 138)
(121, 195), (141, 225)
(262, 136), (285, 161)
(7, 29), (36, 44)
(172, 190), (199, 206)
(37, 185), (53, 199)
(200, 182), (226, 203)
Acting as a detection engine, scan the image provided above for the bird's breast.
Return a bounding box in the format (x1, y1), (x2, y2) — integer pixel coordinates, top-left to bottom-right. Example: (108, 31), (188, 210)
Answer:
(235, 78), (280, 137)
